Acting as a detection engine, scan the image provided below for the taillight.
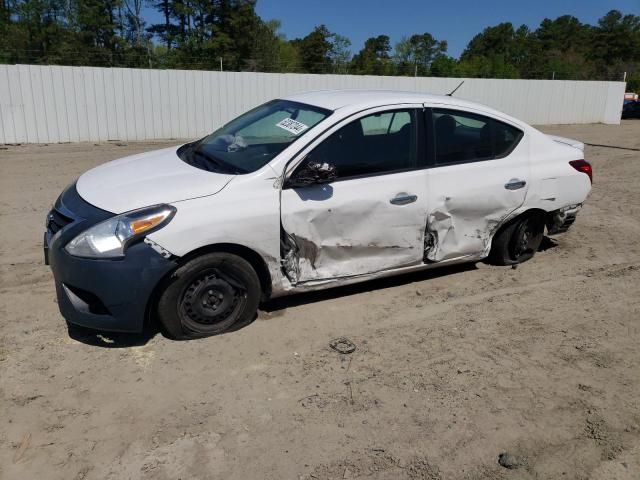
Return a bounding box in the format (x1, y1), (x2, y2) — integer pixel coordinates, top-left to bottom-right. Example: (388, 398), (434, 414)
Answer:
(569, 160), (592, 184)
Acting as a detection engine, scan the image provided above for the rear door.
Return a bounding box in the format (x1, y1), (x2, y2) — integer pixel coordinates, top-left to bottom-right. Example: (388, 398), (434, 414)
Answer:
(424, 106), (530, 261)
(280, 106), (430, 283)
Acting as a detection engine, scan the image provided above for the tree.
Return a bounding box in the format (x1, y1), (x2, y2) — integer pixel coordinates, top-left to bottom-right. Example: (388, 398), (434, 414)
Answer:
(1, 4), (639, 83)
(248, 19), (297, 72)
(328, 33), (351, 73)
(430, 54), (457, 77)
(293, 25), (333, 73)
(122, 0), (144, 45)
(351, 34), (392, 75)
(591, 10), (640, 63)
(147, 0), (175, 49)
(1, 0), (74, 64)
(460, 22), (532, 77)
(462, 22), (517, 60)
(394, 33), (447, 76)
(68, 0), (121, 66)
(526, 15), (593, 79)
(148, 0), (274, 71)
(535, 15), (590, 53)
(272, 39), (299, 72)
(627, 72), (640, 92)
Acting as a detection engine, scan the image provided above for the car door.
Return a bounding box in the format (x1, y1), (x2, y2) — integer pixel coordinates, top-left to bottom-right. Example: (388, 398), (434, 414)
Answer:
(280, 106), (429, 283)
(424, 106), (530, 262)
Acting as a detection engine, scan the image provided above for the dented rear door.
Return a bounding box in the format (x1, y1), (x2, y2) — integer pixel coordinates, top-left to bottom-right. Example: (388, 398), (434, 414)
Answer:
(424, 107), (530, 262)
(280, 107), (429, 283)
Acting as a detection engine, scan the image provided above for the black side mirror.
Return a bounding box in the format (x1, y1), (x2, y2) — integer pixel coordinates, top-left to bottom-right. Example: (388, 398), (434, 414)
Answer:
(287, 160), (337, 188)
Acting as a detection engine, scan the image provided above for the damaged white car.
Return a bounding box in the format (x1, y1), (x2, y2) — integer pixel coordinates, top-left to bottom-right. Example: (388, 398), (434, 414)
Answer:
(45, 90), (592, 339)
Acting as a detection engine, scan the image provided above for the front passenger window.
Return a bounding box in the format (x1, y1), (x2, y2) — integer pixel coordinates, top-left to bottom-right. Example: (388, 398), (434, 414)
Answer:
(304, 109), (417, 179)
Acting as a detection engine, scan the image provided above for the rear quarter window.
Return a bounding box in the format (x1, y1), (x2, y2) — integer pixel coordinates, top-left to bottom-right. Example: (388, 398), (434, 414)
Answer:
(493, 120), (523, 157)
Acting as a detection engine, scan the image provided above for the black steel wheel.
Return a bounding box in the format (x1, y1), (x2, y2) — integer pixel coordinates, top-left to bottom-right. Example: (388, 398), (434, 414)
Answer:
(509, 216), (544, 263)
(157, 253), (261, 339)
(488, 213), (545, 266)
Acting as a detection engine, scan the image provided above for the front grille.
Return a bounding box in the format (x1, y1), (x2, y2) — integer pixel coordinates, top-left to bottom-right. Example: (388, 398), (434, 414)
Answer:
(47, 208), (74, 234)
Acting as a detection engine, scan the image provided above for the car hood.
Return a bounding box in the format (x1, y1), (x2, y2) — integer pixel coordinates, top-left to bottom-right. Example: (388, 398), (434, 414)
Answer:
(76, 146), (235, 213)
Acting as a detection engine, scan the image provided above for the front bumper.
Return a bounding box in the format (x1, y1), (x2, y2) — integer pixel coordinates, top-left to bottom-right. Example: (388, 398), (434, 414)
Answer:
(45, 185), (176, 333)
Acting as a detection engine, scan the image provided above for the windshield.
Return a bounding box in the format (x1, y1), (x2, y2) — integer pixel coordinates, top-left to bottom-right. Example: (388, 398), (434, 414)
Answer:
(178, 100), (331, 174)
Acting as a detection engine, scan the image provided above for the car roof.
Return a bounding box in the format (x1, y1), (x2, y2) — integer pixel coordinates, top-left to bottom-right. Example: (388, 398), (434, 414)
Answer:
(281, 89), (528, 129)
(282, 89), (482, 112)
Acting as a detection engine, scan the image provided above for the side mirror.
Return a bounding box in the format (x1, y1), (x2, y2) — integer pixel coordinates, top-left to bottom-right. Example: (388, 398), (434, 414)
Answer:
(287, 160), (337, 188)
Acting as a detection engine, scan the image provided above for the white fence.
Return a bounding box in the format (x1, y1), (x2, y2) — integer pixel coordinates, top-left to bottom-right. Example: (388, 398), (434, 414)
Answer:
(0, 64), (626, 144)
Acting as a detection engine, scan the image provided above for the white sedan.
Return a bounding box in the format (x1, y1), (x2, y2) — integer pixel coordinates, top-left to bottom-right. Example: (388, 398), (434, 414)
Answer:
(45, 90), (592, 339)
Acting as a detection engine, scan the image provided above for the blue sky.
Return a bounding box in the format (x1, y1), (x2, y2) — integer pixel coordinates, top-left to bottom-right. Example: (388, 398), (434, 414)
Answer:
(145, 0), (640, 58)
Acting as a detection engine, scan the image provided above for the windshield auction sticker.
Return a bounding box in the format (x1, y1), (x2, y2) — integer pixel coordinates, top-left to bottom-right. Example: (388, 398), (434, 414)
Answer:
(276, 118), (309, 135)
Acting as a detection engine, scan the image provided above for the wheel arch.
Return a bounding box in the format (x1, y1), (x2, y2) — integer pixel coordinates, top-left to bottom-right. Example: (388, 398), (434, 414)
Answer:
(176, 243), (273, 300)
(486, 207), (547, 265)
(144, 243), (273, 329)
(488, 207), (549, 251)
(501, 207), (548, 231)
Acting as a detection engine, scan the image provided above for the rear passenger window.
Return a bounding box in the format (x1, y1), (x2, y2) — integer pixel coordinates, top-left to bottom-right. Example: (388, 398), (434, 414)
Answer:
(432, 109), (523, 165)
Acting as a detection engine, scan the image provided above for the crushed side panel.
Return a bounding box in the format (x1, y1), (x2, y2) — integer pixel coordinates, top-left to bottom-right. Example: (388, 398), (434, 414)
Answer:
(280, 187), (427, 282)
(424, 195), (515, 262)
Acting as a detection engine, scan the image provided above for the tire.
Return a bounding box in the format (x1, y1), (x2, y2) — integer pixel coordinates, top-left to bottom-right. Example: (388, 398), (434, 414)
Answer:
(488, 213), (545, 266)
(157, 252), (261, 340)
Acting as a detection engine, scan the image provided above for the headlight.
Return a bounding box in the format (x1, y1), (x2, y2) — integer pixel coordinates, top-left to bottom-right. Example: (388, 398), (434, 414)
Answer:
(65, 205), (176, 259)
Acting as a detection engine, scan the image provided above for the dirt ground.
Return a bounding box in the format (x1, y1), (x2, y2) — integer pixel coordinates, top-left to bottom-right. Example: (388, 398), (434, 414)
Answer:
(1, 121), (639, 480)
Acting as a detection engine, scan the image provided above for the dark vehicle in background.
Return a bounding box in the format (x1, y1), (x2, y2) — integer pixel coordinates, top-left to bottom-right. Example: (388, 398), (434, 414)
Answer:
(622, 101), (640, 119)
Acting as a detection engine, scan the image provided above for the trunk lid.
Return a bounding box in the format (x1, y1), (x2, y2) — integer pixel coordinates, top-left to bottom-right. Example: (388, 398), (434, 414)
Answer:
(547, 135), (585, 152)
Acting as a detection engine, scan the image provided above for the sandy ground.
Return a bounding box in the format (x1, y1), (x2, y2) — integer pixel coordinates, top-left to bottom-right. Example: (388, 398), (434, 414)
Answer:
(1, 121), (639, 480)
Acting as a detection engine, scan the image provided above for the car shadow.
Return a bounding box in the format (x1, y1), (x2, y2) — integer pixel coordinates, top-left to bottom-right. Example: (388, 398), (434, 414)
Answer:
(261, 237), (559, 314)
(538, 235), (558, 252)
(260, 262), (478, 313)
(67, 241), (559, 344)
(66, 321), (159, 348)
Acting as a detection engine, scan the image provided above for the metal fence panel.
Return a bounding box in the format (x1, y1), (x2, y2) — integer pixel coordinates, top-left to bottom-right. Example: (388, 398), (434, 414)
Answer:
(0, 64), (626, 144)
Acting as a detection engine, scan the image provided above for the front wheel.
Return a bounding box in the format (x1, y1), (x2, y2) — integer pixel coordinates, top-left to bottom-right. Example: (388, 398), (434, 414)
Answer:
(157, 253), (261, 339)
(488, 214), (545, 266)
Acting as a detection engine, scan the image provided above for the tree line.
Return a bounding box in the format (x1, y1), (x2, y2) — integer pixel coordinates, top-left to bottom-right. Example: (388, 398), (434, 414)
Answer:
(1, 1), (639, 90)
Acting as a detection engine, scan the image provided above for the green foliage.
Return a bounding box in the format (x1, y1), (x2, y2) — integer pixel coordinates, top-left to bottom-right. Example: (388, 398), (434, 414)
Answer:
(351, 35), (392, 75)
(292, 25), (333, 73)
(591, 10), (640, 64)
(460, 22), (531, 75)
(627, 73), (640, 92)
(0, 3), (638, 87)
(393, 33), (447, 76)
(429, 55), (457, 77)
(328, 33), (351, 73)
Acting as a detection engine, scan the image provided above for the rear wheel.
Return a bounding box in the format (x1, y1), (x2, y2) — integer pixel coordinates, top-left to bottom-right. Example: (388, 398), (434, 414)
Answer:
(488, 213), (545, 266)
(157, 253), (261, 339)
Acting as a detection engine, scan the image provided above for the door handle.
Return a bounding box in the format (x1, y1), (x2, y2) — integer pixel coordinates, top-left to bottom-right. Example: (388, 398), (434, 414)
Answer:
(390, 194), (417, 205)
(504, 179), (527, 190)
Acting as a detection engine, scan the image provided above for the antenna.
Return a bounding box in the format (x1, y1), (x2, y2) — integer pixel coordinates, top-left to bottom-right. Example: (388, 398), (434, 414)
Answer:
(446, 80), (465, 97)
